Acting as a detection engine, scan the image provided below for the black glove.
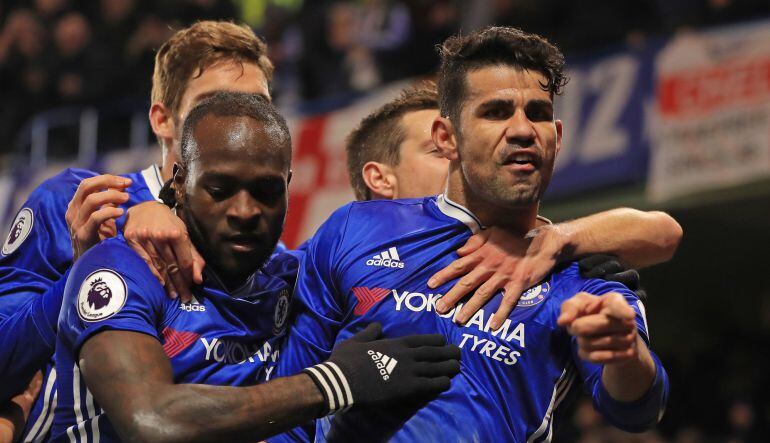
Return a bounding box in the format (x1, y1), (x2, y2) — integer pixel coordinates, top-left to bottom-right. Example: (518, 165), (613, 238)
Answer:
(578, 254), (647, 300)
(303, 322), (461, 415)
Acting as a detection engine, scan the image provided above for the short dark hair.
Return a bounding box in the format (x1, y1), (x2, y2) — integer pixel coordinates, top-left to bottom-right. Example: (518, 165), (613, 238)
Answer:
(346, 81), (439, 201)
(180, 91), (291, 170)
(437, 26), (567, 123)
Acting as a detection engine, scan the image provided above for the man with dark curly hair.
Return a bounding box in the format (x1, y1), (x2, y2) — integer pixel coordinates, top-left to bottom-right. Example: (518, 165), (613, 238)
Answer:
(268, 27), (669, 442)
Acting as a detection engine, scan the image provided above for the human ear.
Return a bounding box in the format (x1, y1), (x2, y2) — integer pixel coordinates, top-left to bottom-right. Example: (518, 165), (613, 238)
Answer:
(149, 102), (175, 146)
(361, 162), (397, 199)
(432, 116), (459, 161)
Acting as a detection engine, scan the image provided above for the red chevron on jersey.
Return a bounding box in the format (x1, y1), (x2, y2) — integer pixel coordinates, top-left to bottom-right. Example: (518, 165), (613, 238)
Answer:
(161, 327), (200, 358)
(351, 287), (390, 315)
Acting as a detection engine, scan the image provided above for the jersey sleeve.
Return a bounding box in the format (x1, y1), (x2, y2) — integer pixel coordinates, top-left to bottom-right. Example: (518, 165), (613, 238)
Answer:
(271, 205), (353, 379)
(0, 172), (87, 317)
(0, 270), (67, 401)
(571, 278), (669, 433)
(265, 207), (352, 443)
(57, 238), (167, 360)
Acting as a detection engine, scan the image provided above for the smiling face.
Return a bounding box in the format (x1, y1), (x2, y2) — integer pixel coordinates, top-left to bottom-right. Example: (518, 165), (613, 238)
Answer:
(176, 113), (290, 287)
(452, 65), (562, 210)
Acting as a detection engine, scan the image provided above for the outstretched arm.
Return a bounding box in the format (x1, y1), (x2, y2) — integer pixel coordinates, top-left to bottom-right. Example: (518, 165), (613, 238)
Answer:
(81, 325), (460, 443)
(547, 208), (681, 269)
(430, 208), (682, 329)
(81, 330), (325, 443)
(557, 291), (668, 432)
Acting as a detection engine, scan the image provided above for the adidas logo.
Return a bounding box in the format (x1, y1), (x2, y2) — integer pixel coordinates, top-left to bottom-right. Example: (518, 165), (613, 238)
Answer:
(179, 296), (206, 312)
(365, 247), (404, 269)
(367, 350), (398, 381)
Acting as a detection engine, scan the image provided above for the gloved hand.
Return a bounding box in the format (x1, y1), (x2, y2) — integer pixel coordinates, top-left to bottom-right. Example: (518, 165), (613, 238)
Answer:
(303, 322), (461, 415)
(578, 254), (647, 300)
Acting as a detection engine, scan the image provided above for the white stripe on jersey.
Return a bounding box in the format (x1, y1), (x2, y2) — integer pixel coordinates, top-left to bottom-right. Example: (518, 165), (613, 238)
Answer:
(637, 300), (650, 342)
(72, 364), (87, 442)
(91, 414), (101, 443)
(85, 388), (99, 443)
(33, 391), (57, 443)
(527, 363), (577, 443)
(85, 388), (96, 422)
(23, 367), (57, 443)
(543, 365), (577, 443)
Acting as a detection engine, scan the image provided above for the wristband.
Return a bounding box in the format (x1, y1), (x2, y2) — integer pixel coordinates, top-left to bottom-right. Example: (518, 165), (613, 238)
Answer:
(303, 362), (354, 415)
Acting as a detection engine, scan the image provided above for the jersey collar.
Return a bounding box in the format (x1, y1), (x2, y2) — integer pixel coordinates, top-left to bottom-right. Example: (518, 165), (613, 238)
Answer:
(435, 194), (486, 234)
(202, 267), (258, 299)
(140, 164), (164, 201)
(434, 194), (552, 233)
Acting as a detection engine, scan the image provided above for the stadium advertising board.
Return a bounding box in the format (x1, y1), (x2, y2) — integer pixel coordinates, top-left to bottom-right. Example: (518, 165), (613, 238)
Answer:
(648, 20), (770, 201)
(548, 47), (655, 199)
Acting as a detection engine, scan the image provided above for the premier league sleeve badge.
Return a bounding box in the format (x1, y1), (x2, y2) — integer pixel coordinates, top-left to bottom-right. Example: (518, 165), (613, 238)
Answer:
(77, 269), (128, 322)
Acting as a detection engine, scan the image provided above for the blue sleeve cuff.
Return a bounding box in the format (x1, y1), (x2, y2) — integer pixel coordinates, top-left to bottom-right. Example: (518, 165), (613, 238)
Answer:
(593, 353), (669, 433)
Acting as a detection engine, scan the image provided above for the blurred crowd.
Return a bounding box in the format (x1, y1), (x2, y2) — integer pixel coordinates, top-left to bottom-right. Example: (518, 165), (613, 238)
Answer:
(2, 0), (770, 153)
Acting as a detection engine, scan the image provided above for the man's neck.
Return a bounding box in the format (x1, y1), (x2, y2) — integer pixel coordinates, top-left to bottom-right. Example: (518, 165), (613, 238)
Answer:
(445, 166), (539, 236)
(204, 266), (252, 294)
(159, 141), (177, 182)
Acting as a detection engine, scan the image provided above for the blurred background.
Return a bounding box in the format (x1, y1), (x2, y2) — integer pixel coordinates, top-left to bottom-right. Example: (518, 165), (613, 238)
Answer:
(1, 0), (770, 441)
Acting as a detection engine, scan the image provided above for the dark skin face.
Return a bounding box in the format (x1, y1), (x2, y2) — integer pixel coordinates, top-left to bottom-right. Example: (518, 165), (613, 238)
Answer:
(174, 114), (291, 289)
(80, 116), (327, 443)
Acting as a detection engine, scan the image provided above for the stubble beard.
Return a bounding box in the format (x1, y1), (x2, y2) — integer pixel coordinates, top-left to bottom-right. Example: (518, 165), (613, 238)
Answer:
(462, 160), (544, 210)
(179, 195), (278, 289)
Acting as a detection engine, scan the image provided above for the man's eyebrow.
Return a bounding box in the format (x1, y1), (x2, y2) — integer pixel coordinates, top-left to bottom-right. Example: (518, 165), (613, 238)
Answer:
(476, 98), (554, 109)
(200, 171), (284, 182)
(477, 98), (514, 109)
(526, 99), (554, 110)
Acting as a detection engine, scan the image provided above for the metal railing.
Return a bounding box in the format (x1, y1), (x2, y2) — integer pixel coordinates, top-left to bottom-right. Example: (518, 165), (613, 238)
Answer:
(11, 99), (151, 171)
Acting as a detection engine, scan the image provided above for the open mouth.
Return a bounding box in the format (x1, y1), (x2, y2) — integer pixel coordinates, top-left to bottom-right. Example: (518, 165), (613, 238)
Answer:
(502, 150), (541, 170)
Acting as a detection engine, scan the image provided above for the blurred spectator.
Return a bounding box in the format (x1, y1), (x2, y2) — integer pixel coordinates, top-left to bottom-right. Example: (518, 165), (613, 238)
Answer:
(33, 0), (69, 26)
(125, 14), (174, 97)
(298, 0), (417, 99)
(402, 0), (457, 78)
(48, 12), (111, 104)
(0, 9), (50, 149)
(726, 399), (761, 443)
(160, 0), (238, 23)
(552, 0), (662, 53)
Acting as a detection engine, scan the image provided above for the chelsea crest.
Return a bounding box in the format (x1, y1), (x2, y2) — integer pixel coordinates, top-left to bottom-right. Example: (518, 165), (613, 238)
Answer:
(517, 282), (550, 307)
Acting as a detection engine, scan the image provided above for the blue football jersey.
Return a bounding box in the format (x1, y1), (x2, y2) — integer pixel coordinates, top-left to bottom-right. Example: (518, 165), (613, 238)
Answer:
(269, 195), (668, 442)
(0, 165), (164, 441)
(50, 236), (298, 443)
